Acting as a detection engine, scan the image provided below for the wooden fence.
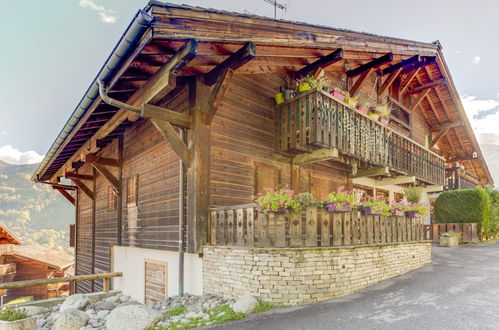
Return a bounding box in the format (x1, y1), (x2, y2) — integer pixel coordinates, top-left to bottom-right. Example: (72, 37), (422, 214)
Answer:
(429, 223), (478, 243)
(276, 90), (445, 185)
(210, 204), (425, 248)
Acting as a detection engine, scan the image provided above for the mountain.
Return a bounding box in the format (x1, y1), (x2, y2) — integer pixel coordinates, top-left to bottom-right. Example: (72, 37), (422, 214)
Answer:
(0, 160), (73, 253)
(480, 144), (499, 187)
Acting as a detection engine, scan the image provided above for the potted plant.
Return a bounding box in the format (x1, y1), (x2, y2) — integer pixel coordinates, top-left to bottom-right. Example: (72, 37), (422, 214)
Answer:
(404, 202), (428, 217)
(254, 187), (301, 214)
(344, 92), (358, 108)
(323, 186), (357, 212)
(330, 87), (346, 101)
(358, 196), (389, 215)
(0, 308), (34, 330)
(368, 107), (380, 121)
(280, 86), (294, 101)
(389, 201), (406, 216)
(403, 185), (423, 203)
(376, 101), (391, 125)
(296, 192), (317, 207)
(440, 232), (460, 247)
(274, 93), (284, 105)
(297, 76), (318, 93)
(355, 100), (369, 115)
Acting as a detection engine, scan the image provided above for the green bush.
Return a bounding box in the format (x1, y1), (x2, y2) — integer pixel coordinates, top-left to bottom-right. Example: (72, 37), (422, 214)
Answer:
(487, 188), (499, 236)
(435, 188), (491, 234)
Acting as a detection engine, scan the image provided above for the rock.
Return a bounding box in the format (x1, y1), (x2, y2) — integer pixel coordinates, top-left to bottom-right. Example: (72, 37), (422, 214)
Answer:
(105, 294), (122, 304)
(96, 309), (110, 319)
(117, 300), (141, 308)
(52, 308), (89, 330)
(60, 294), (90, 311)
(36, 318), (47, 328)
(20, 305), (49, 316)
(119, 295), (131, 303)
(232, 294), (258, 314)
(93, 300), (117, 311)
(106, 304), (162, 330)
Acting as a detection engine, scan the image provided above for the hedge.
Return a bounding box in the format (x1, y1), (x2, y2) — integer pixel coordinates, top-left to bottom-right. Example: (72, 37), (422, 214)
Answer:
(435, 188), (492, 234)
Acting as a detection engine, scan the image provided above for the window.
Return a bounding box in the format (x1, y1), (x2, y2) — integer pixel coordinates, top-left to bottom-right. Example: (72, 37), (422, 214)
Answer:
(108, 186), (117, 210)
(127, 175), (138, 205)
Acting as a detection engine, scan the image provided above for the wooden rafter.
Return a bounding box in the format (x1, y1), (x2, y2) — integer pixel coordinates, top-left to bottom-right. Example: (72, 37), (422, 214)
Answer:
(409, 89), (430, 111)
(203, 42), (256, 86)
(423, 66), (453, 121)
(293, 48), (344, 80)
(378, 67), (403, 96)
(446, 153), (478, 163)
(349, 68), (372, 96)
(72, 179), (94, 200)
(152, 120), (191, 167)
(204, 69), (234, 125)
(293, 148), (339, 166)
(90, 163), (121, 191)
(53, 186), (75, 205)
(414, 75), (445, 124)
(377, 55), (420, 76)
(408, 79), (446, 94)
(350, 166), (389, 178)
(401, 56), (436, 74)
(84, 154), (119, 167)
(347, 53), (393, 78)
(400, 68), (420, 94)
(431, 120), (463, 148)
(65, 172), (93, 181)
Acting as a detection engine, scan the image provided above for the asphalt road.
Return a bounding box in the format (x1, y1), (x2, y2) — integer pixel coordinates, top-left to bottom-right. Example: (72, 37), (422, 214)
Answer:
(210, 243), (499, 330)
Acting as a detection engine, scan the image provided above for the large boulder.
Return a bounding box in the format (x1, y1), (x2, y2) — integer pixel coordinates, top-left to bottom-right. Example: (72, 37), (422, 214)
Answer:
(20, 305), (49, 316)
(232, 294), (258, 314)
(52, 308), (89, 330)
(106, 304), (162, 330)
(60, 293), (90, 311)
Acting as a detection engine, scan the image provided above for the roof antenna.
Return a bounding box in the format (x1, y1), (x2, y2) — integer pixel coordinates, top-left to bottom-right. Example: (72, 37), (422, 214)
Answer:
(263, 0), (287, 18)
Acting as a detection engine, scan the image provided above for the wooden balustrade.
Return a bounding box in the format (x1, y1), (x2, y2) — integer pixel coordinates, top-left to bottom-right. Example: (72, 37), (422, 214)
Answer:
(277, 90), (445, 185)
(210, 204), (425, 248)
(445, 168), (478, 190)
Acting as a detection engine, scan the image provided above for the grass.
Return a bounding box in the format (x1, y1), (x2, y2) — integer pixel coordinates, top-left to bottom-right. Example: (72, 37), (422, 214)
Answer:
(252, 301), (288, 314)
(166, 306), (186, 317)
(4, 296), (34, 306)
(0, 308), (29, 322)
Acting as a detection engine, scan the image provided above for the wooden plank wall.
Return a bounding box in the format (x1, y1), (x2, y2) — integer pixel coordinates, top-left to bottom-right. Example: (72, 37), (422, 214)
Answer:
(4, 258), (49, 302)
(75, 163), (94, 293)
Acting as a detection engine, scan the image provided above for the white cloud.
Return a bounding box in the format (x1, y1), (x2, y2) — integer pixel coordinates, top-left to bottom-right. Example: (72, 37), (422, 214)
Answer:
(0, 145), (44, 165)
(461, 95), (499, 145)
(472, 56), (481, 64)
(79, 0), (117, 24)
(456, 50), (460, 54)
(0, 131), (6, 136)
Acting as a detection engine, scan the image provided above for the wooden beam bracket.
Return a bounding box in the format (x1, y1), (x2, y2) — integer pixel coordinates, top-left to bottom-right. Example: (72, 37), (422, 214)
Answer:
(152, 120), (192, 167)
(65, 171), (93, 181)
(350, 166), (390, 178)
(293, 148), (339, 166)
(72, 179), (94, 200)
(85, 154), (120, 167)
(53, 186), (76, 205)
(375, 176), (416, 186)
(91, 163), (121, 191)
(293, 48), (344, 80)
(409, 79), (446, 94)
(347, 53), (393, 78)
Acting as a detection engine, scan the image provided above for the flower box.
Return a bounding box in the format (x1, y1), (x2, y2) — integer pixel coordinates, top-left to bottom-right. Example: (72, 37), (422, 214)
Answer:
(355, 104), (369, 115)
(405, 211), (419, 217)
(0, 317), (36, 330)
(440, 236), (459, 247)
(330, 90), (345, 101)
(379, 117), (389, 125)
(325, 202), (352, 212)
(360, 206), (381, 215)
(390, 210), (404, 217)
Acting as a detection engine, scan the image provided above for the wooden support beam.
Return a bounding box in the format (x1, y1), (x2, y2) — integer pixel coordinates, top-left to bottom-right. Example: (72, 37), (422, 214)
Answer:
(378, 67), (403, 96)
(349, 166), (390, 178)
(72, 179), (94, 200)
(409, 79), (446, 94)
(84, 154), (120, 167)
(51, 183), (76, 190)
(91, 163), (121, 191)
(53, 186), (75, 205)
(347, 53), (393, 78)
(446, 153), (478, 163)
(401, 56), (436, 74)
(204, 42), (256, 86)
(151, 120), (192, 167)
(349, 68), (372, 96)
(375, 176), (416, 186)
(142, 104), (192, 128)
(400, 68), (420, 94)
(204, 69), (234, 125)
(65, 172), (93, 181)
(431, 121), (463, 148)
(293, 48), (344, 80)
(409, 89), (430, 111)
(425, 185), (443, 193)
(293, 148), (339, 166)
(377, 55), (420, 76)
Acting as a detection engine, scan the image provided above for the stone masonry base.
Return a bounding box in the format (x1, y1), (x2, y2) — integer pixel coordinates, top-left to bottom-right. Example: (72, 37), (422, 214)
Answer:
(203, 242), (432, 305)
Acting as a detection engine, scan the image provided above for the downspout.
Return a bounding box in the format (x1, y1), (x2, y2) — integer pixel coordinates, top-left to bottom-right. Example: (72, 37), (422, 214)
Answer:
(178, 129), (186, 296)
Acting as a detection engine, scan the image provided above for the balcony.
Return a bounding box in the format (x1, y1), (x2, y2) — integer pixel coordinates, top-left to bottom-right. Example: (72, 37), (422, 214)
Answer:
(276, 90), (445, 185)
(209, 204), (425, 248)
(445, 167), (479, 190)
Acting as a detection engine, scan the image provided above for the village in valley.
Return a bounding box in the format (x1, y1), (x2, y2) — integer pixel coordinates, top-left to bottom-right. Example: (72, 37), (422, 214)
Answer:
(0, 0), (499, 329)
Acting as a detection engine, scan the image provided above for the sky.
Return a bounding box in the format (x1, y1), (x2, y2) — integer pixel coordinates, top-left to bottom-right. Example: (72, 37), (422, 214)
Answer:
(0, 0), (498, 166)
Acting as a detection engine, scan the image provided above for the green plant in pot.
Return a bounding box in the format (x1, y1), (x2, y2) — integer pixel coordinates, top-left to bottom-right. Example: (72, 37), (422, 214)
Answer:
(296, 192), (317, 207)
(254, 187), (301, 214)
(376, 101), (391, 125)
(404, 185), (423, 203)
(358, 196), (389, 215)
(323, 186), (357, 212)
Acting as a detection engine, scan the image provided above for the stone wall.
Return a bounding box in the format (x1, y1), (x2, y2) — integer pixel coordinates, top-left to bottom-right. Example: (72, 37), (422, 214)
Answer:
(203, 242), (431, 305)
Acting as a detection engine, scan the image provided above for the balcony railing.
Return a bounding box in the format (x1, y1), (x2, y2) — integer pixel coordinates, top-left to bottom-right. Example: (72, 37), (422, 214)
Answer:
(209, 204), (425, 248)
(276, 90), (445, 185)
(445, 168), (478, 190)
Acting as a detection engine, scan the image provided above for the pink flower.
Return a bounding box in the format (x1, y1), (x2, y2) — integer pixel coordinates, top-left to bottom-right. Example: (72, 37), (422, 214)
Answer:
(338, 185), (345, 191)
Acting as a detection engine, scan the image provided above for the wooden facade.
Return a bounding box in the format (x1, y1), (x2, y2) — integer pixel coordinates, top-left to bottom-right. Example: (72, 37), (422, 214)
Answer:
(33, 2), (493, 294)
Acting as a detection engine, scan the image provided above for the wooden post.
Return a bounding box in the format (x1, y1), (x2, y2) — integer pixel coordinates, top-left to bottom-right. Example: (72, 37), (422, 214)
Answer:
(103, 278), (110, 292)
(186, 77), (212, 253)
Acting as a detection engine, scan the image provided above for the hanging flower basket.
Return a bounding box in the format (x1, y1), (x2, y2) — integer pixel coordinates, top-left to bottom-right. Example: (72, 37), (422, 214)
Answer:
(325, 202), (352, 212)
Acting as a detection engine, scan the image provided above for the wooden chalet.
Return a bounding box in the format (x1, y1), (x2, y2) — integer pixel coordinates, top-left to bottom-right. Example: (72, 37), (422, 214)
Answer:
(33, 2), (492, 301)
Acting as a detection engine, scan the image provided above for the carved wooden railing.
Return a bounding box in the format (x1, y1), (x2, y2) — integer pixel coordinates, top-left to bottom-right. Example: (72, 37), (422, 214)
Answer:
(277, 90), (445, 185)
(445, 168), (478, 190)
(209, 204), (425, 248)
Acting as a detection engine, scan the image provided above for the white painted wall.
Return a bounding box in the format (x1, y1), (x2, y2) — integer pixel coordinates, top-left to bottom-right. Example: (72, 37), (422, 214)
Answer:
(111, 246), (203, 303)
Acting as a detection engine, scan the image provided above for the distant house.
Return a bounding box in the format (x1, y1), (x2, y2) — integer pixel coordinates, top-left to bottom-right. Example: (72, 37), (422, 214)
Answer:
(0, 224), (73, 303)
(32, 2), (493, 305)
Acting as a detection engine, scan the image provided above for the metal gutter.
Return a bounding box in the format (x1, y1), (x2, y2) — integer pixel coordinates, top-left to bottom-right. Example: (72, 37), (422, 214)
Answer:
(32, 9), (153, 182)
